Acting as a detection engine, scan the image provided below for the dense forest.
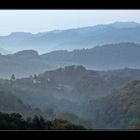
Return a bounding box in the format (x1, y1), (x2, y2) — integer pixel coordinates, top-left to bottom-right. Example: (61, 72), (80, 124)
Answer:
(0, 112), (86, 130)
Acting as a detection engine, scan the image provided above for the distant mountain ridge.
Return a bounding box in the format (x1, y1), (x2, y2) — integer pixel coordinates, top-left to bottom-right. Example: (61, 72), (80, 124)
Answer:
(109, 21), (140, 28)
(1, 21), (140, 53)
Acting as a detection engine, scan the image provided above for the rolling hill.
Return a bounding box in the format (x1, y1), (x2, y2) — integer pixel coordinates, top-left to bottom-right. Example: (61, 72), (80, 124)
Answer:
(0, 42), (140, 78)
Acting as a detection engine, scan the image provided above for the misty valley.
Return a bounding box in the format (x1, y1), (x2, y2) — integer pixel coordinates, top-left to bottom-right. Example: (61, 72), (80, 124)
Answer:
(1, 21), (140, 130)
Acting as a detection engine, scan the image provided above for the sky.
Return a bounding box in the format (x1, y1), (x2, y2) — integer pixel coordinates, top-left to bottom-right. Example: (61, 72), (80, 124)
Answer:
(0, 10), (140, 36)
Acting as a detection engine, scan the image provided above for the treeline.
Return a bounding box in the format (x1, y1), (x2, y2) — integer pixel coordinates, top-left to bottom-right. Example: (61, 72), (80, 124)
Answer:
(0, 112), (86, 130)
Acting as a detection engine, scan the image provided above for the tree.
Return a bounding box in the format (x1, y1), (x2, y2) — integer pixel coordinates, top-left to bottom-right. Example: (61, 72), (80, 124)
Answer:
(10, 74), (16, 82)
(129, 118), (140, 129)
(33, 74), (37, 80)
(52, 119), (86, 130)
(0, 112), (27, 130)
(32, 115), (47, 130)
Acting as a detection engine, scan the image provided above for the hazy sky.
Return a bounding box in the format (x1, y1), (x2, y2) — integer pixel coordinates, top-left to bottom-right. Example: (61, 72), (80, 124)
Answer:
(0, 10), (140, 36)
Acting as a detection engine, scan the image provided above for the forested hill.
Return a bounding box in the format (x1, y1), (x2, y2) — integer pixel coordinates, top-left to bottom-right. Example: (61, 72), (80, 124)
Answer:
(0, 42), (140, 78)
(1, 66), (140, 129)
(88, 80), (140, 129)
